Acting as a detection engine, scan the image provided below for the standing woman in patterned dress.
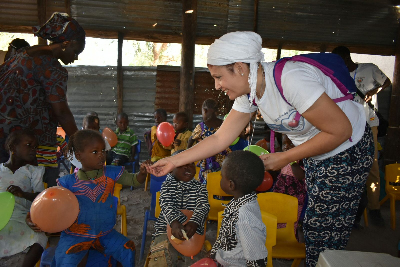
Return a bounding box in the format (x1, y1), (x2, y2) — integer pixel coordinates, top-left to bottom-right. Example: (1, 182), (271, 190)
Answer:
(0, 12), (85, 167)
(150, 31), (374, 267)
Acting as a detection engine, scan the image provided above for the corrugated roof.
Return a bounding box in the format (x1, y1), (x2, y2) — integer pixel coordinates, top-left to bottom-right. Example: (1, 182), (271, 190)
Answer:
(0, 0), (398, 55)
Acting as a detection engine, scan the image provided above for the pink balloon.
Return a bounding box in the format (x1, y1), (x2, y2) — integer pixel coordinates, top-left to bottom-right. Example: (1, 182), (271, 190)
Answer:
(156, 122), (175, 147)
(102, 127), (118, 147)
(166, 210), (206, 257)
(30, 186), (79, 233)
(191, 258), (217, 267)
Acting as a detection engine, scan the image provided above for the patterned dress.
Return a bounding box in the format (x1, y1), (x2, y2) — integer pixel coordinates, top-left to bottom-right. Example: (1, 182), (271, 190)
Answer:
(191, 122), (231, 184)
(53, 166), (137, 267)
(0, 49), (68, 162)
(0, 164), (47, 257)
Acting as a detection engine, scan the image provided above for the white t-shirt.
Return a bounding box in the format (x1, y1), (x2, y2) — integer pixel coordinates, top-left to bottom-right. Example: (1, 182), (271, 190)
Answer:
(350, 63), (388, 127)
(232, 61), (366, 160)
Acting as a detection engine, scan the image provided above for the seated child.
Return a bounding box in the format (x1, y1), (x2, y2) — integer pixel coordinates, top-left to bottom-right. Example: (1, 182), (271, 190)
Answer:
(188, 99), (231, 184)
(82, 114), (111, 151)
(209, 150), (268, 266)
(150, 109), (171, 162)
(0, 129), (47, 267)
(106, 112), (138, 166)
(229, 121), (254, 151)
(148, 150), (210, 267)
(55, 130), (148, 266)
(171, 112), (192, 155)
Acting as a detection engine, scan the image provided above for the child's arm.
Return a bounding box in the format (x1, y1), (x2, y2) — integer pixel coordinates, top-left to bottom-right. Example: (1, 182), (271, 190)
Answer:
(25, 212), (43, 232)
(130, 145), (136, 161)
(116, 161), (150, 186)
(7, 185), (39, 202)
(185, 185), (210, 238)
(237, 211), (268, 267)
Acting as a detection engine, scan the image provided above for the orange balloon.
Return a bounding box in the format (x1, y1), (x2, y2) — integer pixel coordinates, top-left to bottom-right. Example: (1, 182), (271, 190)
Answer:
(30, 186), (79, 233)
(102, 127), (118, 147)
(156, 122), (175, 147)
(56, 127), (66, 138)
(166, 210), (206, 257)
(256, 171), (274, 192)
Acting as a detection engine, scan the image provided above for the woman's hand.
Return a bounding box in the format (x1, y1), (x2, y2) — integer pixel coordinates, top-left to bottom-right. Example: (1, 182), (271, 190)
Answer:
(148, 158), (176, 177)
(7, 185), (25, 198)
(26, 212), (43, 232)
(259, 152), (289, 171)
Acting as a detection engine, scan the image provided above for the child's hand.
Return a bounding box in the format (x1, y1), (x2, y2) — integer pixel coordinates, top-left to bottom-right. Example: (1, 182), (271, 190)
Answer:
(140, 160), (152, 174)
(26, 212), (43, 232)
(174, 139), (181, 147)
(170, 220), (185, 240)
(183, 221), (198, 239)
(7, 185), (25, 198)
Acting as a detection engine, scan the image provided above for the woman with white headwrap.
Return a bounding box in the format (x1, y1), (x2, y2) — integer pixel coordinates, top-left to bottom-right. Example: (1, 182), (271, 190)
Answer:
(149, 31), (373, 267)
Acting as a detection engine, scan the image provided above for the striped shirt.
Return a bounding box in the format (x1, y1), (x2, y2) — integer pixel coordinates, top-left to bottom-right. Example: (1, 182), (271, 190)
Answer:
(211, 192), (268, 267)
(37, 135), (67, 168)
(111, 127), (138, 158)
(153, 173), (210, 237)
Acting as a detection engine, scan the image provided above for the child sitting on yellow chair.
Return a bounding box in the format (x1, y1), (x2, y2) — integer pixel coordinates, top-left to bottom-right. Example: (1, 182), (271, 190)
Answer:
(148, 150), (210, 266)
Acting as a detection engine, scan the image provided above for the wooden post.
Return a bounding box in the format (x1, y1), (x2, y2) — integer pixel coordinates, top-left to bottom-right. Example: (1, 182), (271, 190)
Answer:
(253, 0), (259, 32)
(180, 0), (197, 128)
(37, 0), (47, 45)
(117, 32), (124, 114)
(276, 43), (282, 60)
(65, 0), (71, 15)
(384, 24), (400, 165)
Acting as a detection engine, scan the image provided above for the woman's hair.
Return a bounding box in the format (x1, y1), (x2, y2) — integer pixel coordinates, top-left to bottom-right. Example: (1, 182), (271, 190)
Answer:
(5, 129), (36, 152)
(65, 130), (104, 156)
(222, 150), (264, 195)
(202, 98), (219, 111)
(154, 108), (167, 119)
(9, 38), (30, 50)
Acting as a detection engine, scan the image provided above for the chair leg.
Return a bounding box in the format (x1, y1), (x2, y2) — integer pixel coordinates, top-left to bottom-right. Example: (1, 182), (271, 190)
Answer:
(291, 258), (302, 267)
(363, 208), (368, 227)
(121, 205), (127, 236)
(390, 196), (396, 230)
(144, 173), (150, 191)
(380, 195), (389, 206)
(140, 210), (150, 261)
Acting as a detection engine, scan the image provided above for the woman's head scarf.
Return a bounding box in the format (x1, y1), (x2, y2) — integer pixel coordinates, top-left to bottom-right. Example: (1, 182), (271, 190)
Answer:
(207, 31), (264, 107)
(33, 12), (85, 43)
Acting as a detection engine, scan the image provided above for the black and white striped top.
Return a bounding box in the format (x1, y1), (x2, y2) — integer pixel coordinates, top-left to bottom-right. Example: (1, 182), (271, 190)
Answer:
(153, 173), (210, 237)
(211, 192), (268, 267)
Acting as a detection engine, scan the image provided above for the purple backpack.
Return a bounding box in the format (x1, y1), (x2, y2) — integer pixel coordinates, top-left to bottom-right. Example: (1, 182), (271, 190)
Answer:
(269, 53), (357, 153)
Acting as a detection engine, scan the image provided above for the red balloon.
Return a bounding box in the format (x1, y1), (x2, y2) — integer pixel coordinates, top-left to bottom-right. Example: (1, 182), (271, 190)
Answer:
(191, 258), (217, 267)
(102, 127), (118, 147)
(256, 171), (273, 192)
(255, 138), (268, 151)
(156, 122), (175, 147)
(166, 210), (206, 257)
(30, 186), (79, 233)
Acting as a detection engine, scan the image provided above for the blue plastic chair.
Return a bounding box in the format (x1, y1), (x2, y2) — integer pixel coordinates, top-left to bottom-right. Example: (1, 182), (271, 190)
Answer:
(124, 140), (141, 190)
(139, 174), (167, 261)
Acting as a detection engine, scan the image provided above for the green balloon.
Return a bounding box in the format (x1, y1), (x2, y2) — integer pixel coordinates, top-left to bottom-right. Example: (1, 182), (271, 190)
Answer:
(243, 145), (269, 156)
(0, 192), (15, 231)
(231, 137), (240, 146)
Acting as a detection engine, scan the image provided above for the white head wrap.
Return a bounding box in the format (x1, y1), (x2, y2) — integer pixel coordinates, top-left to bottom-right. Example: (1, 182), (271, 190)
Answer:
(207, 31), (264, 106)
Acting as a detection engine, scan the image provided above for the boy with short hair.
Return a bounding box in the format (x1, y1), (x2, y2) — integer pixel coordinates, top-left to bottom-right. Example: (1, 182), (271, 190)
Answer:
(171, 112), (192, 154)
(106, 112), (138, 166)
(210, 150), (268, 266)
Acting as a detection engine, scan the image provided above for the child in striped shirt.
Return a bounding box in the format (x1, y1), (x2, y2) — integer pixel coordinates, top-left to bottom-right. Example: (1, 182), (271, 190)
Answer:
(210, 150), (268, 267)
(106, 112), (138, 166)
(148, 150), (210, 267)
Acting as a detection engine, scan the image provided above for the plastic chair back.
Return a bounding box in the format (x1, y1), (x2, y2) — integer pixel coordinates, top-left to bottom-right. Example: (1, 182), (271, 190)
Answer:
(155, 191), (161, 218)
(385, 163), (400, 195)
(207, 171), (233, 221)
(150, 174), (167, 217)
(125, 140), (142, 173)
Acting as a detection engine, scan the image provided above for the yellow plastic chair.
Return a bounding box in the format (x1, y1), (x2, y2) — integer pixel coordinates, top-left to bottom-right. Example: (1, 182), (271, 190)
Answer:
(114, 183), (127, 236)
(379, 163), (400, 230)
(257, 192), (305, 267)
(206, 171), (232, 221)
(217, 210), (277, 267)
(144, 173), (151, 191)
